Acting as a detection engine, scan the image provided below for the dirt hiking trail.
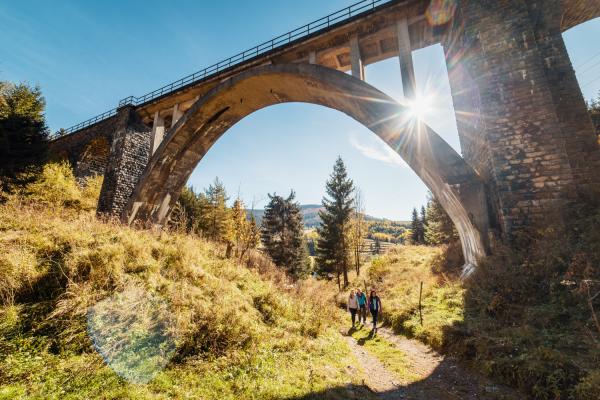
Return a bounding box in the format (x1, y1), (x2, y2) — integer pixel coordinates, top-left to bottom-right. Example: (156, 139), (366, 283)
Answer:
(343, 325), (523, 400)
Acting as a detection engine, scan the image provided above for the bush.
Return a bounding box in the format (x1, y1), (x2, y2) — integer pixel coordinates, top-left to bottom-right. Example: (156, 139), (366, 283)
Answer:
(22, 161), (102, 211)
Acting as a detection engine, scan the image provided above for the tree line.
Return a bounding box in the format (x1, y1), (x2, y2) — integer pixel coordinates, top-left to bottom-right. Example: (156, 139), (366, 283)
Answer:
(409, 193), (458, 245)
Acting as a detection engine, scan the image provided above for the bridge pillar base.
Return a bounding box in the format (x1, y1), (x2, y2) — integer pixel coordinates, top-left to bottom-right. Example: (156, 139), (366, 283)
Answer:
(444, 0), (600, 240)
(96, 106), (151, 218)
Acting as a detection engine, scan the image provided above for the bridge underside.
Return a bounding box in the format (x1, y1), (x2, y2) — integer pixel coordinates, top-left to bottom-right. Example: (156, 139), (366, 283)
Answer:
(48, 0), (600, 272)
(124, 64), (490, 273)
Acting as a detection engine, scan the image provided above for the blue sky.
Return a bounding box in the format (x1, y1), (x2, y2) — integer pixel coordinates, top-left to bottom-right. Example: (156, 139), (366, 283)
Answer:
(1, 1), (599, 220)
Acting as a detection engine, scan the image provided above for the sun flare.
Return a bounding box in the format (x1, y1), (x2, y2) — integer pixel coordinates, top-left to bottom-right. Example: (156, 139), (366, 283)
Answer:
(407, 95), (434, 119)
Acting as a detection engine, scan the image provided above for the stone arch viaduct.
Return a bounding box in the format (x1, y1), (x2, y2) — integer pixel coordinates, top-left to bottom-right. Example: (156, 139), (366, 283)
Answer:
(49, 0), (600, 273)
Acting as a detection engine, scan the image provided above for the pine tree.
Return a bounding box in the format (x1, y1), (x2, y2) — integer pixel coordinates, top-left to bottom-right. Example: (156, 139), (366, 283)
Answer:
(204, 177), (231, 242)
(0, 82), (49, 194)
(170, 186), (209, 233)
(410, 207), (420, 244)
(424, 193), (458, 245)
(316, 157), (354, 288)
(230, 198), (246, 253)
(420, 205), (427, 244)
(261, 191), (308, 279)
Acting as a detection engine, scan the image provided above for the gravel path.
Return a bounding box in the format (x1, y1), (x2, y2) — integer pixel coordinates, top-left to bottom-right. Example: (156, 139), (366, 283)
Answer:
(343, 326), (523, 400)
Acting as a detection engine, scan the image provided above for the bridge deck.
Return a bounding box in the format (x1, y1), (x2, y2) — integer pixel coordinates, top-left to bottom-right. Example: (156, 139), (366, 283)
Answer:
(53, 0), (599, 139)
(54, 0), (432, 137)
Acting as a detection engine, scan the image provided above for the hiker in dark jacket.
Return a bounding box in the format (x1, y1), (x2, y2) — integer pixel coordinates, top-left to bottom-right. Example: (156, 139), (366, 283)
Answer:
(368, 290), (382, 333)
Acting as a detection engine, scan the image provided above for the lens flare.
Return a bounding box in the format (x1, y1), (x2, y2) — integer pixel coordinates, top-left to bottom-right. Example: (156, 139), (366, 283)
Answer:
(426, 0), (457, 26)
(87, 286), (177, 384)
(407, 95), (434, 119)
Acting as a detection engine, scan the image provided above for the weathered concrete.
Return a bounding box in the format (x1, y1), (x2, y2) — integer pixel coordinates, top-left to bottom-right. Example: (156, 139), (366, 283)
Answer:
(150, 111), (165, 155)
(124, 64), (490, 273)
(396, 17), (416, 99)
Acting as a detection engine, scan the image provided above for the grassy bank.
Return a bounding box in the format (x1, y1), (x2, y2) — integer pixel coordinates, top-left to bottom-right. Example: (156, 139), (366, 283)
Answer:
(0, 163), (371, 400)
(361, 242), (600, 399)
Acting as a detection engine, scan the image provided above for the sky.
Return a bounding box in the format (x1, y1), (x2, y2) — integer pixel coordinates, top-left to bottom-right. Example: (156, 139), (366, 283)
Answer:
(1, 1), (599, 220)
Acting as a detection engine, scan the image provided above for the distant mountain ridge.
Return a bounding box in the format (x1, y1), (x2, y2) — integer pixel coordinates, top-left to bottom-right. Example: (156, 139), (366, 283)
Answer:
(247, 204), (408, 228)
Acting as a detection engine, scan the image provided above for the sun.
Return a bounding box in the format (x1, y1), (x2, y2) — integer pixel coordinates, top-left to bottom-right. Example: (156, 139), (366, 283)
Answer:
(407, 95), (433, 119)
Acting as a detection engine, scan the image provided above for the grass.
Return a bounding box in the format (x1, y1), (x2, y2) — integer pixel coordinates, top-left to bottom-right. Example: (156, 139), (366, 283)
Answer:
(0, 162), (373, 400)
(348, 245), (464, 350)
(347, 326), (417, 383)
(358, 238), (600, 399)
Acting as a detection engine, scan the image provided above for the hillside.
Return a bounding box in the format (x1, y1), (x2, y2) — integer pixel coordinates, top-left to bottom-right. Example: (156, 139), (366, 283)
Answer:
(358, 244), (600, 399)
(248, 204), (409, 231)
(0, 164), (373, 399)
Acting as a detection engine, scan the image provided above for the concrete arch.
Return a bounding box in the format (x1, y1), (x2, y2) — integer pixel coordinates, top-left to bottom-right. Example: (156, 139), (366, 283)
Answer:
(124, 64), (489, 274)
(561, 0), (600, 31)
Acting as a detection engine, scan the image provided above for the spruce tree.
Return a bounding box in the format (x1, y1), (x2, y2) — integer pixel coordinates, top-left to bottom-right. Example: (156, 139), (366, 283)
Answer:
(420, 205), (427, 244)
(170, 186), (209, 234)
(204, 177), (231, 242)
(0, 82), (49, 194)
(424, 193), (458, 245)
(410, 207), (420, 244)
(261, 191), (308, 279)
(316, 157), (354, 288)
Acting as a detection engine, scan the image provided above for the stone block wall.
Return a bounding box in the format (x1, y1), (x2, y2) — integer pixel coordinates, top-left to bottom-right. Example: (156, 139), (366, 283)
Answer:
(444, 0), (600, 239)
(73, 137), (110, 184)
(96, 106), (151, 218)
(49, 116), (118, 178)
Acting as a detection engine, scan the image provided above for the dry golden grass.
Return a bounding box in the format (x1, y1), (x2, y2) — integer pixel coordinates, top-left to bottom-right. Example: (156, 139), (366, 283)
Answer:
(0, 163), (370, 399)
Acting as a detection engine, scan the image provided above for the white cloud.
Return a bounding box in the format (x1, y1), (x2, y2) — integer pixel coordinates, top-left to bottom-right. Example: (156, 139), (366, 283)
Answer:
(349, 134), (407, 168)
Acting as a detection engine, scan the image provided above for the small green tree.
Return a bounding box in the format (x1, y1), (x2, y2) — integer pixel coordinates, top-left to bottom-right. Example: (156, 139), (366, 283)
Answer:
(420, 205), (427, 244)
(230, 198), (260, 260)
(203, 177), (231, 242)
(0, 82), (49, 194)
(349, 188), (367, 276)
(316, 157), (354, 288)
(410, 207), (420, 244)
(424, 193), (458, 245)
(587, 91), (600, 112)
(261, 191), (308, 279)
(170, 186), (209, 233)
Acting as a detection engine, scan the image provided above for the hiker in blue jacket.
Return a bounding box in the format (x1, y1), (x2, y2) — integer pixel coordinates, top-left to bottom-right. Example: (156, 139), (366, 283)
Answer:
(356, 288), (367, 325)
(368, 289), (382, 333)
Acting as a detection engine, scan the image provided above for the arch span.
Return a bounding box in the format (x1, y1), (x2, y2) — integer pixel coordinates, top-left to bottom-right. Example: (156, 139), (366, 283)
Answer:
(124, 64), (489, 274)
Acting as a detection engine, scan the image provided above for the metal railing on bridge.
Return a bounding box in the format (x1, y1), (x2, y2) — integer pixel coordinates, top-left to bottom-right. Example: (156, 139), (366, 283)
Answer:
(53, 0), (394, 139)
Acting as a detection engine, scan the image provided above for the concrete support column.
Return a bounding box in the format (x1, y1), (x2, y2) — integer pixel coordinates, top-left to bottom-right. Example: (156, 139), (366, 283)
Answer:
(396, 17), (416, 99)
(349, 36), (365, 81)
(97, 106), (152, 218)
(308, 51), (317, 65)
(150, 111), (165, 155)
(172, 103), (183, 126)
